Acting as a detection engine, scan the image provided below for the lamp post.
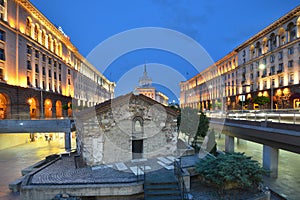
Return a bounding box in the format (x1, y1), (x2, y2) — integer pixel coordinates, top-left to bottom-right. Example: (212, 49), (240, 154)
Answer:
(208, 84), (212, 110)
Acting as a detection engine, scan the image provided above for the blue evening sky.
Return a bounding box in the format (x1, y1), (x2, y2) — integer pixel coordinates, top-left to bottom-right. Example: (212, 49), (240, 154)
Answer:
(30, 0), (300, 103)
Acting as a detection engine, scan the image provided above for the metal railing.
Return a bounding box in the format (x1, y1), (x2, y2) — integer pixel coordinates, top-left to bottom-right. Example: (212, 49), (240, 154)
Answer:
(174, 159), (188, 200)
(209, 109), (300, 125)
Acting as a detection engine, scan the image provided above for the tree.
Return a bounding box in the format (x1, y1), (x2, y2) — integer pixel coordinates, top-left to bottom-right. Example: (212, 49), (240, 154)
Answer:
(195, 152), (267, 190)
(178, 107), (199, 144)
(196, 111), (209, 138)
(192, 111), (210, 152)
(252, 96), (270, 109)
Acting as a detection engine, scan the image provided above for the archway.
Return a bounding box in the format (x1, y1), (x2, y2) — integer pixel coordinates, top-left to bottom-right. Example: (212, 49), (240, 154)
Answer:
(44, 99), (52, 118)
(28, 97), (37, 118)
(0, 93), (7, 119)
(56, 100), (62, 118)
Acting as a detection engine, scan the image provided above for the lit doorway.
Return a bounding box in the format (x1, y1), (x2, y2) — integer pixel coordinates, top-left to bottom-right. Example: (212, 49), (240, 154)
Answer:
(56, 100), (62, 118)
(28, 97), (37, 118)
(44, 99), (52, 118)
(0, 93), (7, 119)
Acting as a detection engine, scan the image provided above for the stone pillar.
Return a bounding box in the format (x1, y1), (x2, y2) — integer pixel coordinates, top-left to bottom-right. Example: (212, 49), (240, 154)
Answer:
(225, 135), (234, 153)
(263, 145), (278, 178)
(65, 132), (71, 151)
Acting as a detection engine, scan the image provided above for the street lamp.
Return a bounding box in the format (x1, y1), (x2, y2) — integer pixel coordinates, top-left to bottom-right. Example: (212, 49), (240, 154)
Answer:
(208, 84), (212, 110)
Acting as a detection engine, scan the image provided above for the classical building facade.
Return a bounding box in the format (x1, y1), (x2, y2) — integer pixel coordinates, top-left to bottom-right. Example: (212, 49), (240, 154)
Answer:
(0, 0), (115, 120)
(135, 65), (169, 106)
(180, 5), (300, 111)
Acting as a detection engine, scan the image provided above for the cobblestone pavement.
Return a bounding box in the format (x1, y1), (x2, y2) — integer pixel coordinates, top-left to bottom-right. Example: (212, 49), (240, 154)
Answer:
(0, 138), (74, 200)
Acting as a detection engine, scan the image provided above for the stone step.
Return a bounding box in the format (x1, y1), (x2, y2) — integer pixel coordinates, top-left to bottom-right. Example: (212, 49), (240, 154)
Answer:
(145, 195), (182, 200)
(145, 189), (181, 196)
(145, 183), (179, 191)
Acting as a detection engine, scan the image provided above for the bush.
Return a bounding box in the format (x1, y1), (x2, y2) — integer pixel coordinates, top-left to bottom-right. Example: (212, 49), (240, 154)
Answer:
(195, 152), (267, 190)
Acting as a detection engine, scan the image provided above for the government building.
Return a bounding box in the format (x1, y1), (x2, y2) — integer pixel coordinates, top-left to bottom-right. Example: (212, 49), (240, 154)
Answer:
(135, 65), (169, 106)
(0, 0), (114, 149)
(180, 5), (300, 111)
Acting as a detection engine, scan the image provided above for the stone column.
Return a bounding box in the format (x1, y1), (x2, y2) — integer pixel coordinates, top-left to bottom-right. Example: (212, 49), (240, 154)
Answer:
(65, 132), (71, 151)
(225, 135), (234, 153)
(263, 145), (279, 178)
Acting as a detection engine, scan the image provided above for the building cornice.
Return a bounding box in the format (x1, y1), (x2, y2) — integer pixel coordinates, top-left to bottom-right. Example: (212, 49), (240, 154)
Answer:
(235, 5), (300, 51)
(16, 0), (77, 52)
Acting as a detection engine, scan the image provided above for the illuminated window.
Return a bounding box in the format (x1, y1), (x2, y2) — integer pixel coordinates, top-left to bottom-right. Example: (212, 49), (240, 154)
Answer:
(294, 99), (300, 108)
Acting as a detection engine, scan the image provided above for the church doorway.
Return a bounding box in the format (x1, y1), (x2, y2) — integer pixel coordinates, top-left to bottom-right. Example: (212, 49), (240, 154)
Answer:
(132, 140), (143, 159)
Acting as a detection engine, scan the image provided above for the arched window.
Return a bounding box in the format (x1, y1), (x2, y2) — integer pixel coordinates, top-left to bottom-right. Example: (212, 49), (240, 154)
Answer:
(269, 33), (276, 51)
(277, 27), (286, 46)
(41, 30), (46, 47)
(287, 22), (296, 42)
(48, 34), (53, 51)
(297, 17), (300, 38)
(133, 117), (143, 133)
(255, 41), (261, 57)
(53, 39), (58, 55)
(25, 17), (32, 37)
(34, 24), (40, 41)
(249, 45), (255, 59)
(262, 37), (268, 54)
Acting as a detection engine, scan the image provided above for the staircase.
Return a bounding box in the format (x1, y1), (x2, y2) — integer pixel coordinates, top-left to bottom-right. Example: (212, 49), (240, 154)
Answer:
(144, 168), (182, 200)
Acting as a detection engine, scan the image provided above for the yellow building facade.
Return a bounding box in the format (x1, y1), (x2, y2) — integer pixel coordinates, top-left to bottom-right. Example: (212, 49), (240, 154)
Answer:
(0, 0), (115, 119)
(180, 5), (300, 111)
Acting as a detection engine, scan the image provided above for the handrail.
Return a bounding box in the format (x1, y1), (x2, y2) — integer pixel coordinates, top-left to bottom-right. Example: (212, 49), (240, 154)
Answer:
(209, 109), (300, 125)
(174, 159), (188, 200)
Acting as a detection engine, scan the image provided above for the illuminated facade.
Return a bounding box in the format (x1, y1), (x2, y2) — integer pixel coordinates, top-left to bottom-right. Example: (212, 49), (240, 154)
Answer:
(0, 0), (114, 119)
(135, 65), (169, 106)
(180, 5), (300, 111)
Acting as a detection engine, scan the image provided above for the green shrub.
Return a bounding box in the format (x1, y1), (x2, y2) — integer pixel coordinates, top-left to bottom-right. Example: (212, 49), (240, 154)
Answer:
(195, 152), (267, 190)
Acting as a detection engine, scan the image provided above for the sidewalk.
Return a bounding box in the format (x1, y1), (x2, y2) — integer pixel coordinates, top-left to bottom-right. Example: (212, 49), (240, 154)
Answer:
(0, 138), (71, 200)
